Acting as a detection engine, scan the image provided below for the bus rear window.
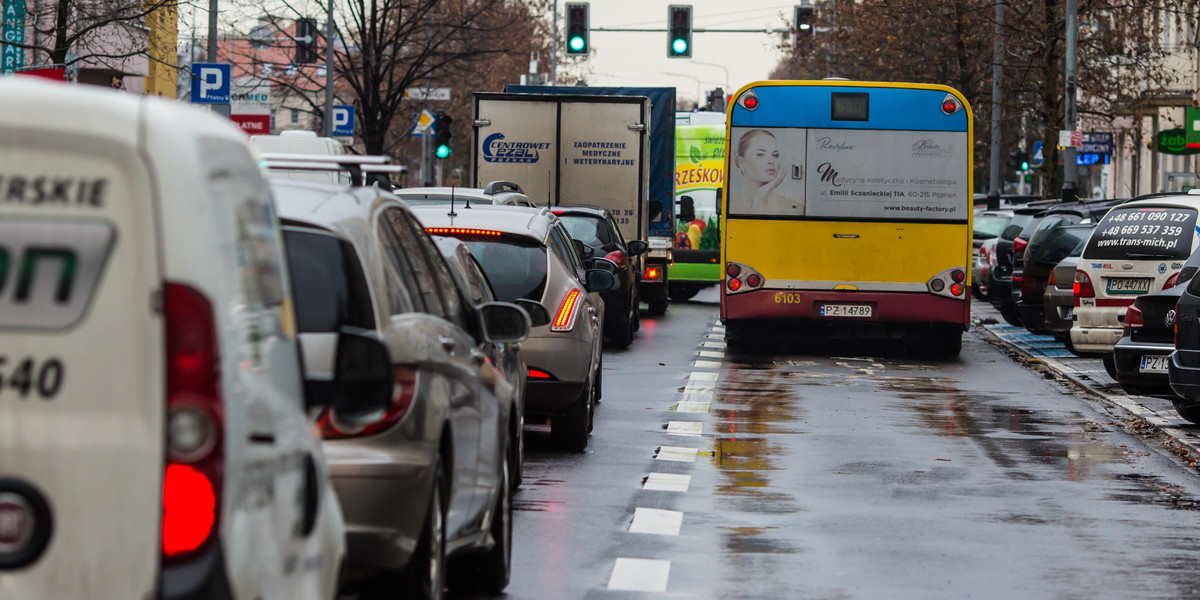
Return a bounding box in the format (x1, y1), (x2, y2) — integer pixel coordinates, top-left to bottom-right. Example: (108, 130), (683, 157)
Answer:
(1084, 206), (1197, 261)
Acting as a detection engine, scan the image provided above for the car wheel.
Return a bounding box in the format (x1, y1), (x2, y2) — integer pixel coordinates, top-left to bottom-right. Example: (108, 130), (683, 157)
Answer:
(453, 451), (512, 594)
(594, 352), (603, 403)
(402, 458), (448, 600)
(646, 284), (668, 316)
(607, 309), (633, 349)
(551, 384), (592, 452)
(633, 307), (641, 332)
(971, 281), (985, 301)
(1171, 398), (1200, 425)
(998, 302), (1022, 327)
(1102, 354), (1117, 379)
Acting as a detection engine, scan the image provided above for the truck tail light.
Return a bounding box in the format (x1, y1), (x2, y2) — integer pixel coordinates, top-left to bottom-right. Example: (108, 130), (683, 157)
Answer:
(318, 366), (419, 439)
(162, 283), (223, 561)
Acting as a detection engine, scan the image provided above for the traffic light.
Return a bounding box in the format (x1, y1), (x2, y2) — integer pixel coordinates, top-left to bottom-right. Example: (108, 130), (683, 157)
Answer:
(434, 112), (453, 159)
(295, 18), (319, 64)
(1006, 150), (1019, 170)
(565, 2), (589, 56)
(794, 4), (814, 34)
(668, 5), (692, 58)
(1007, 150), (1030, 172)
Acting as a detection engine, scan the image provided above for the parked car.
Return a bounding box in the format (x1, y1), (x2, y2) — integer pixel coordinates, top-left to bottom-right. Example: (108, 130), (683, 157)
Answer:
(551, 205), (650, 349)
(409, 204), (616, 451)
(1114, 253), (1198, 398)
(1015, 222), (1097, 333)
(1043, 250), (1085, 349)
(0, 79), (361, 599)
(1169, 253), (1200, 423)
(395, 181), (537, 208)
(989, 205), (1050, 324)
(973, 209), (1014, 299)
(272, 179), (530, 598)
(1074, 193), (1200, 376)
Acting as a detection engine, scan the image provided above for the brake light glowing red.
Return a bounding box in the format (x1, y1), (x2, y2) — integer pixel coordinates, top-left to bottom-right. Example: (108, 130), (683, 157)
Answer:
(743, 95), (758, 110)
(162, 283), (223, 561)
(727, 278), (742, 291)
(426, 227), (501, 237)
(1073, 271), (1095, 306)
(645, 266), (661, 281)
(318, 366), (418, 439)
(161, 464), (216, 557)
(528, 368), (552, 379)
(552, 289), (582, 331)
(1012, 237), (1028, 254)
(950, 283), (964, 296)
(942, 100), (958, 114)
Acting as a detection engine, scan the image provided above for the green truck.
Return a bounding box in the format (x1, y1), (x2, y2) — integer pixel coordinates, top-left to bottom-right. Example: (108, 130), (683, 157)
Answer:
(670, 111), (726, 301)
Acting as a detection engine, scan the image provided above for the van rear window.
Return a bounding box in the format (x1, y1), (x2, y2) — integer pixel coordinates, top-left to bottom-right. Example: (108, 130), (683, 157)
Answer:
(1084, 206), (1197, 261)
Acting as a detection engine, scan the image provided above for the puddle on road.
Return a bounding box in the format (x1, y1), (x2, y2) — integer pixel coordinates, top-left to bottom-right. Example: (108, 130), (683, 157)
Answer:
(720, 526), (799, 555)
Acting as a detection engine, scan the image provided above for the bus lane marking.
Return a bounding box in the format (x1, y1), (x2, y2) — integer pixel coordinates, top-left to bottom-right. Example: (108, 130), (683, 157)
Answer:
(674, 400), (711, 413)
(698, 350), (725, 359)
(655, 446), (699, 462)
(688, 371), (718, 381)
(608, 558), (671, 592)
(702, 341), (727, 349)
(693, 360), (722, 369)
(643, 473), (691, 492)
(629, 508), (684, 536)
(666, 420), (704, 435)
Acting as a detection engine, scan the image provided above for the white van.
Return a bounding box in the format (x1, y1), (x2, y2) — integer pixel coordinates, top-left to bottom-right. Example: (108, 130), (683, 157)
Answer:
(0, 79), (387, 599)
(251, 131), (351, 184)
(1072, 193), (1200, 361)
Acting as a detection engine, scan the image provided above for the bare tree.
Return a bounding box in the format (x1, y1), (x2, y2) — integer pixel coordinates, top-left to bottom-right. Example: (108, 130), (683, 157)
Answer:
(6, 0), (180, 76)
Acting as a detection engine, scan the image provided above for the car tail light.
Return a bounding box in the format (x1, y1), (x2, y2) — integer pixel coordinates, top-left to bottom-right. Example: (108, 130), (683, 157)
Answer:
(605, 250), (627, 268)
(528, 368), (553, 379)
(552, 289), (582, 331)
(1073, 271), (1095, 306)
(1012, 237), (1028, 255)
(550, 210), (564, 215)
(318, 366), (418, 440)
(162, 283), (223, 561)
(425, 227), (502, 237)
(1164, 272), (1181, 290)
(1048, 271), (1056, 286)
(1125, 305), (1145, 329)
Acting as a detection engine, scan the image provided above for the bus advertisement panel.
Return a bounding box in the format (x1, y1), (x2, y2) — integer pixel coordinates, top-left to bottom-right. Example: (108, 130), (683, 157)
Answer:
(671, 112), (725, 300)
(720, 82), (973, 355)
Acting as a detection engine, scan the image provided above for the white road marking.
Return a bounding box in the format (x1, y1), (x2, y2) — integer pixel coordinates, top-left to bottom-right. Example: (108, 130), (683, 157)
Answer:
(693, 359), (723, 369)
(706, 333), (724, 339)
(643, 472), (692, 492)
(656, 446), (699, 462)
(681, 391), (714, 404)
(702, 340), (727, 349)
(688, 371), (719, 381)
(666, 420), (704, 435)
(684, 380), (715, 393)
(698, 350), (725, 359)
(608, 558), (671, 592)
(629, 508), (684, 536)
(675, 400), (711, 413)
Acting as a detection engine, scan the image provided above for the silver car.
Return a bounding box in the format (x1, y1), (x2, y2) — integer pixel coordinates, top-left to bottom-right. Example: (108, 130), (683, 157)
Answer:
(273, 179), (530, 598)
(409, 204), (616, 452)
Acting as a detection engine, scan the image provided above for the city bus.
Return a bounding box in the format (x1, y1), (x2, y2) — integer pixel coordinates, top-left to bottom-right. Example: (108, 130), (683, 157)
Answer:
(671, 111), (726, 301)
(720, 81), (974, 355)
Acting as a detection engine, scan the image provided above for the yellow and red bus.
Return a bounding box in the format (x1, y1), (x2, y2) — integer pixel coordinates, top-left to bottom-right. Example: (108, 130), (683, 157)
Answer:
(720, 81), (973, 354)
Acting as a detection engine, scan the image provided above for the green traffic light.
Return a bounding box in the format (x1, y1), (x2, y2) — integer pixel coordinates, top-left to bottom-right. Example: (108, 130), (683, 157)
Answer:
(436, 145), (452, 159)
(1020, 161), (1030, 171)
(569, 36), (586, 52)
(671, 38), (688, 54)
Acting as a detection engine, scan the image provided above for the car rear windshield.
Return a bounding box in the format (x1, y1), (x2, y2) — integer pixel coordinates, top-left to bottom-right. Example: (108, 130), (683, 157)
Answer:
(454, 236), (548, 302)
(1029, 224), (1093, 265)
(1001, 213), (1035, 240)
(284, 229), (377, 333)
(558, 214), (613, 247)
(974, 214), (1011, 239)
(1084, 206), (1197, 261)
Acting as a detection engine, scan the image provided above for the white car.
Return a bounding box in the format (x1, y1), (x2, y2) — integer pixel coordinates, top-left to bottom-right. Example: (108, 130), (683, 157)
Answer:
(0, 79), (382, 599)
(1072, 193), (1200, 370)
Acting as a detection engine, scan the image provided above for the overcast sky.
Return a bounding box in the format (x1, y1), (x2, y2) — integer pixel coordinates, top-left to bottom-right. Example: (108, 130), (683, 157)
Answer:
(567, 1), (796, 104)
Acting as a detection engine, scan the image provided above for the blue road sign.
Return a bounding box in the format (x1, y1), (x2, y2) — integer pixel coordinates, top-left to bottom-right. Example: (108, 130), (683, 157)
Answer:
(332, 105), (355, 137)
(1031, 141), (1044, 167)
(190, 63), (231, 104)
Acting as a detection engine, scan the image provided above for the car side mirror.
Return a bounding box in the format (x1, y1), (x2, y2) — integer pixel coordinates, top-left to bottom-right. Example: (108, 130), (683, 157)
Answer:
(649, 200), (664, 223)
(572, 238), (594, 260)
(590, 257), (619, 274)
(586, 268), (618, 292)
(677, 195), (696, 223)
(514, 298), (551, 327)
(479, 302), (531, 343)
(324, 327), (393, 427)
(627, 240), (649, 256)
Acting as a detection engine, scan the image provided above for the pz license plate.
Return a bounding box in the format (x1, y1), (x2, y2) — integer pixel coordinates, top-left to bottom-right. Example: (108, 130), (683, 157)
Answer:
(1139, 355), (1170, 373)
(819, 304), (872, 318)
(1106, 278), (1152, 294)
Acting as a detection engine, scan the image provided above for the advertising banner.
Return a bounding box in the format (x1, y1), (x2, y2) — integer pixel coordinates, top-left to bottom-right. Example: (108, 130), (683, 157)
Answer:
(1, 0), (25, 74)
(674, 123), (724, 251)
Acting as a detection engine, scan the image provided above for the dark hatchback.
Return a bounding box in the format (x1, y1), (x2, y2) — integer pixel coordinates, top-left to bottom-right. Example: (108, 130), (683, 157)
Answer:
(1168, 252), (1200, 423)
(552, 206), (648, 349)
(1115, 257), (1196, 399)
(1014, 222), (1096, 333)
(989, 205), (1052, 325)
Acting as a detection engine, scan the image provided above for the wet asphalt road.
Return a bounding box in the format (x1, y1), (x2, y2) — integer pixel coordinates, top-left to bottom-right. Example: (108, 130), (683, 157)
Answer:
(457, 290), (1200, 599)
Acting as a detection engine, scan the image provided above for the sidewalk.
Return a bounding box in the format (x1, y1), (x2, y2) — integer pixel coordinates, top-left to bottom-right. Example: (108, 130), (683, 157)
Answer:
(972, 303), (1200, 466)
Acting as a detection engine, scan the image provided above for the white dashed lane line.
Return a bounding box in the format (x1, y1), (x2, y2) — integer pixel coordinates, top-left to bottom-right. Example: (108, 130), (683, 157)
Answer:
(607, 558), (672, 592)
(628, 508), (684, 536)
(687, 370), (719, 381)
(655, 446), (700, 462)
(666, 420), (704, 436)
(693, 360), (722, 369)
(674, 400), (711, 413)
(702, 340), (727, 349)
(698, 350), (725, 359)
(643, 473), (692, 492)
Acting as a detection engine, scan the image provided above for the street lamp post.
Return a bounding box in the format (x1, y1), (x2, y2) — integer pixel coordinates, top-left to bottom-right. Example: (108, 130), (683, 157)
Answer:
(690, 60), (729, 94)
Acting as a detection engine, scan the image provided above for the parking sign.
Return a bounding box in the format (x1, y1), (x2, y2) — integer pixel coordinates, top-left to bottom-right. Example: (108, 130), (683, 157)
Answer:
(190, 63), (231, 104)
(332, 105), (355, 137)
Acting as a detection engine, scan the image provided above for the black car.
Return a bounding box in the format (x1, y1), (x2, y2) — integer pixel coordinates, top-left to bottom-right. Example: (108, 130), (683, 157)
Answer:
(1168, 253), (1200, 422)
(989, 205), (1051, 325)
(1014, 222), (1096, 333)
(553, 206), (648, 349)
(1114, 260), (1195, 398)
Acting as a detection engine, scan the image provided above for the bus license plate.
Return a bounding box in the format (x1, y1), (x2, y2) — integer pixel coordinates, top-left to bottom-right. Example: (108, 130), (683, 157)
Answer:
(820, 304), (872, 318)
(1139, 355), (1170, 373)
(1106, 278), (1152, 294)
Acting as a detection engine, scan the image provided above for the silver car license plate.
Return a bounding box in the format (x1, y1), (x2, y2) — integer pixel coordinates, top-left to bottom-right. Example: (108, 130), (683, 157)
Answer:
(1139, 354), (1170, 373)
(1106, 278), (1152, 294)
(819, 304), (872, 318)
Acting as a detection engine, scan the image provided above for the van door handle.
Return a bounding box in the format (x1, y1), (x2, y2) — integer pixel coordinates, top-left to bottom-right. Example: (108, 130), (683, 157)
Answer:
(439, 336), (457, 352)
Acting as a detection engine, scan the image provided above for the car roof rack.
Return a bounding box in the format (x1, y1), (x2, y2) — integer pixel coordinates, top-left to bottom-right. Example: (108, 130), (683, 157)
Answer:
(260, 153), (406, 188)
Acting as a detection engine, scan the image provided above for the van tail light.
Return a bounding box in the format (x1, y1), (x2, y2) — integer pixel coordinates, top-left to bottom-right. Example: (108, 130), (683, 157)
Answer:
(604, 250), (627, 268)
(1012, 237), (1028, 255)
(1163, 272), (1181, 290)
(162, 283), (223, 561)
(1125, 305), (1145, 329)
(318, 366), (418, 440)
(551, 289), (583, 331)
(1073, 271), (1095, 306)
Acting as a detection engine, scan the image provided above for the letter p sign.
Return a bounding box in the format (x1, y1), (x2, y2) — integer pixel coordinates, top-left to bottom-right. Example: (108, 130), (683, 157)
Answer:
(332, 105), (355, 137)
(190, 63), (231, 104)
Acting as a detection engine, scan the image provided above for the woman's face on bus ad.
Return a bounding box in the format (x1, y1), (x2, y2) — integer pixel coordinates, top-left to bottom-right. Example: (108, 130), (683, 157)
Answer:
(737, 132), (779, 185)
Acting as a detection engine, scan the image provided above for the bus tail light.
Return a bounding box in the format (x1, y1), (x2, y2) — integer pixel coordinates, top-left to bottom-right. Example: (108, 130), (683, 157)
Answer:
(941, 93), (963, 115)
(724, 262), (762, 295)
(928, 267), (968, 299)
(1074, 271), (1095, 306)
(738, 90), (759, 111)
